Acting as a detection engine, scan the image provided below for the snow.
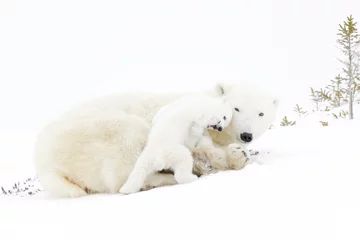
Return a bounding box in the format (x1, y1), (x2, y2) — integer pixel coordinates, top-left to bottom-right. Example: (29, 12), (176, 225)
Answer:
(1, 0), (360, 239)
(1, 107), (359, 240)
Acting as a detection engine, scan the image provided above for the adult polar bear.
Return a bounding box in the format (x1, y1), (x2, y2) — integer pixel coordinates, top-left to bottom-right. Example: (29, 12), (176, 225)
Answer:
(34, 82), (279, 198)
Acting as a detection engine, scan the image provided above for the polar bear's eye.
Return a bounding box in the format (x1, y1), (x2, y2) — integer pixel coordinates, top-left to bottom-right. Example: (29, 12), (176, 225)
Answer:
(259, 112), (264, 117)
(223, 116), (226, 120)
(234, 108), (239, 112)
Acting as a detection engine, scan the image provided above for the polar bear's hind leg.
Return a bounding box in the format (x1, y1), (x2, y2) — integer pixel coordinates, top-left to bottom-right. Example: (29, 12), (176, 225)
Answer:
(167, 145), (199, 184)
(40, 172), (87, 198)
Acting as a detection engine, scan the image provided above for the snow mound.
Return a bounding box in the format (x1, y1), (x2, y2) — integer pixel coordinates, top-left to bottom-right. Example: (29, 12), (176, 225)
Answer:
(0, 116), (359, 240)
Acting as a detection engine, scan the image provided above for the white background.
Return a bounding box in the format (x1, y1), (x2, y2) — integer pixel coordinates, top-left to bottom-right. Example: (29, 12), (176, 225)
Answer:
(1, 0), (359, 135)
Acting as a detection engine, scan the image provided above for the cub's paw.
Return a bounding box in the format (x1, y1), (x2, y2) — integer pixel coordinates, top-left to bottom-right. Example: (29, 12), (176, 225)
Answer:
(119, 184), (140, 195)
(175, 173), (198, 184)
(227, 143), (250, 170)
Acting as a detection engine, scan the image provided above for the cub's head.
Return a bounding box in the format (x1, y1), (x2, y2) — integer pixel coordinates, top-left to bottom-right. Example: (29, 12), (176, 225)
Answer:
(213, 82), (279, 144)
(204, 98), (233, 132)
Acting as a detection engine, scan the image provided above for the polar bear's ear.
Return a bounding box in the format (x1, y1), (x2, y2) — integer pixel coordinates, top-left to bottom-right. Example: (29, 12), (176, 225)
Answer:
(214, 82), (230, 96)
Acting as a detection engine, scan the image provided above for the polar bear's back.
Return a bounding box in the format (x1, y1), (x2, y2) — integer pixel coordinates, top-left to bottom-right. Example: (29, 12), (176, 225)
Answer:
(56, 92), (188, 124)
(153, 93), (223, 120)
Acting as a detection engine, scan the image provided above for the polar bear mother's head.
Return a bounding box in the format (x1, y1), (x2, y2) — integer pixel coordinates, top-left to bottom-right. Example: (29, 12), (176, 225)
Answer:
(210, 82), (279, 145)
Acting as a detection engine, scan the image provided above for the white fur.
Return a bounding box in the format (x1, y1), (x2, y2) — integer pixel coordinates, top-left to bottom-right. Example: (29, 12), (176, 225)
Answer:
(119, 94), (233, 194)
(33, 82), (279, 198)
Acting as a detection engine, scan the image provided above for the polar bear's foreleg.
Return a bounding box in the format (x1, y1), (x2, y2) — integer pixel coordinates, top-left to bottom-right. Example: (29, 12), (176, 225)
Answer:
(119, 151), (155, 194)
(192, 135), (227, 173)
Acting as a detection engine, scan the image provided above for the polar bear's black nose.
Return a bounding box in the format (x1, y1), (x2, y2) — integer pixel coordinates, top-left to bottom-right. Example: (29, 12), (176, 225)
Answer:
(218, 126), (222, 131)
(240, 132), (253, 142)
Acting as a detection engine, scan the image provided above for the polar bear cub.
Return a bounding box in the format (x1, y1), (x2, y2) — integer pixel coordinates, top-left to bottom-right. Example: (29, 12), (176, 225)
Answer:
(119, 94), (233, 194)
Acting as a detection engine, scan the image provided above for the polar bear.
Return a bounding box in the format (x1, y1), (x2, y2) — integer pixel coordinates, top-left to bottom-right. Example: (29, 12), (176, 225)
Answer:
(119, 94), (233, 194)
(33, 82), (279, 198)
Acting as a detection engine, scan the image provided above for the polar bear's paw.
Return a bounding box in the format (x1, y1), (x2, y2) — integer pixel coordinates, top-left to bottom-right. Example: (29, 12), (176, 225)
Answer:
(119, 183), (141, 195)
(141, 184), (156, 191)
(193, 157), (213, 176)
(227, 143), (250, 170)
(193, 147), (226, 166)
(63, 187), (87, 198)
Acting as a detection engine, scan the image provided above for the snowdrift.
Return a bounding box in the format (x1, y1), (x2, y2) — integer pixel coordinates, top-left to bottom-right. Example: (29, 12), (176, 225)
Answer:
(0, 107), (359, 240)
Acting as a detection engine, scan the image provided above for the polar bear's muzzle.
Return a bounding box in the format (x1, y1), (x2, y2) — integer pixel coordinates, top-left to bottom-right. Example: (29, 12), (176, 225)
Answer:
(207, 123), (223, 132)
(240, 132), (253, 143)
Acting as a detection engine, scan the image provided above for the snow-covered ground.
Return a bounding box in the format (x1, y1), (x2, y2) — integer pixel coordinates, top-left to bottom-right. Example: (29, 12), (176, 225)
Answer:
(0, 106), (359, 240)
